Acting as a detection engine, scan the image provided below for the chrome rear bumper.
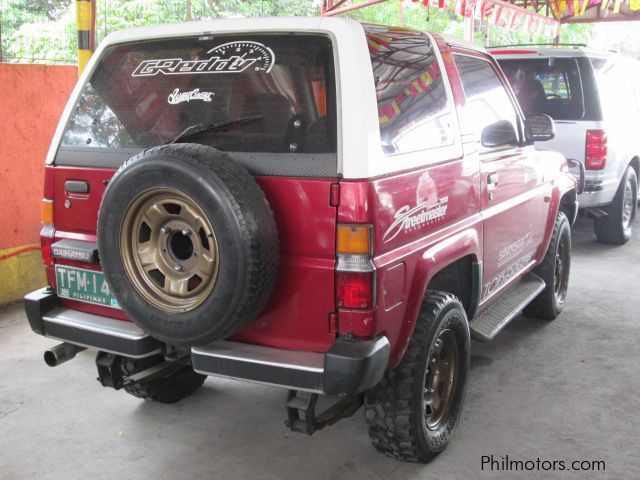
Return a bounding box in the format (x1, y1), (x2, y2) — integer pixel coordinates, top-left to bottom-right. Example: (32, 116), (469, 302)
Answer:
(24, 288), (161, 358)
(24, 288), (390, 397)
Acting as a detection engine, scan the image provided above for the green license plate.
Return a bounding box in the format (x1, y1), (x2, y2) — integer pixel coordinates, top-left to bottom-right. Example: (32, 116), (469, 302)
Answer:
(55, 265), (120, 309)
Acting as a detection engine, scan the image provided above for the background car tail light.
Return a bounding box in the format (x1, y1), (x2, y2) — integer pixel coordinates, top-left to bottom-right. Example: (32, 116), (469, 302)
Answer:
(336, 224), (375, 310)
(585, 130), (607, 170)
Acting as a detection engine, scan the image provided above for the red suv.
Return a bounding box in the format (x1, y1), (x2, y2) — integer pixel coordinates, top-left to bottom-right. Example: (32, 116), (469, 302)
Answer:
(25, 18), (578, 462)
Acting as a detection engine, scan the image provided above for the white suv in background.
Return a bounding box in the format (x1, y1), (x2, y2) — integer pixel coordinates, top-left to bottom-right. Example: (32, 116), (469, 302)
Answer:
(493, 46), (640, 244)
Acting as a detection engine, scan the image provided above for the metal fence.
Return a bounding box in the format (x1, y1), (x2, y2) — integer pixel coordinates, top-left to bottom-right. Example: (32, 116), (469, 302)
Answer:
(1, 0), (76, 63)
(1, 0), (320, 64)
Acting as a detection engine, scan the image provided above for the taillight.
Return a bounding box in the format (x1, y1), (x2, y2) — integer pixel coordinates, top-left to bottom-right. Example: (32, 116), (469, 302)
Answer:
(335, 224), (375, 310)
(41, 232), (54, 267)
(41, 198), (56, 285)
(585, 130), (607, 170)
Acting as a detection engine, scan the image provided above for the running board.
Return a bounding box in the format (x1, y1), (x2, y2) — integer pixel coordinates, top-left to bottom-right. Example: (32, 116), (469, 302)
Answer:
(470, 273), (545, 342)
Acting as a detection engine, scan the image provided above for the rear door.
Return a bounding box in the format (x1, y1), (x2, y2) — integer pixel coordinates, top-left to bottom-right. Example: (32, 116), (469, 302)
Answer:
(51, 33), (340, 352)
(453, 53), (549, 304)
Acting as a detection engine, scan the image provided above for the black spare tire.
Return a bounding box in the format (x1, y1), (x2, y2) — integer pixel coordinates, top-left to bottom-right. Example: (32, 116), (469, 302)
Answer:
(98, 143), (279, 346)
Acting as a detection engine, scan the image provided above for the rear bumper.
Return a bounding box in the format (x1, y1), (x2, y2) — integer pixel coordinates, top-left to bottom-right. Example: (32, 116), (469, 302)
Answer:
(24, 288), (390, 397)
(578, 173), (619, 208)
(24, 288), (162, 358)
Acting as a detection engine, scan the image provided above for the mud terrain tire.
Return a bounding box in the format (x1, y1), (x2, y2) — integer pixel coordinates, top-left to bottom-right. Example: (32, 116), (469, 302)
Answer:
(524, 211), (571, 320)
(365, 292), (470, 462)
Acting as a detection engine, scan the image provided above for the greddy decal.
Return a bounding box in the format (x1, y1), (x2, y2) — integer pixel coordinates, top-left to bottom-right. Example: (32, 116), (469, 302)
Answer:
(168, 88), (214, 104)
(132, 41), (275, 77)
(383, 197), (448, 242)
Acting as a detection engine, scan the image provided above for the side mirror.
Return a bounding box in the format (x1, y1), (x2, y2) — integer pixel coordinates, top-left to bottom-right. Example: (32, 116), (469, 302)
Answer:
(481, 120), (518, 148)
(567, 158), (585, 195)
(525, 114), (555, 142)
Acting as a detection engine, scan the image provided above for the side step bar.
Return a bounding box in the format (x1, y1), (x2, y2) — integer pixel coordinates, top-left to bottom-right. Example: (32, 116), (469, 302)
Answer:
(470, 273), (546, 342)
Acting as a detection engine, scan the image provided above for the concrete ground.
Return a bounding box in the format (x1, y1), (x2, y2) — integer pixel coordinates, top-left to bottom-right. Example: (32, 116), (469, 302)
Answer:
(1, 215), (638, 480)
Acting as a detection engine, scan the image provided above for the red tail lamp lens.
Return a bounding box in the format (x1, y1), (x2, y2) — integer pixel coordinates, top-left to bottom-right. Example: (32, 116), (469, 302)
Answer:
(585, 130), (607, 170)
(336, 271), (374, 309)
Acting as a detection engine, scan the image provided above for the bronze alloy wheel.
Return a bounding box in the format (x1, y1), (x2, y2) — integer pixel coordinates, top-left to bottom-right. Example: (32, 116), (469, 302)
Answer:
(554, 233), (570, 302)
(120, 188), (219, 313)
(423, 328), (458, 431)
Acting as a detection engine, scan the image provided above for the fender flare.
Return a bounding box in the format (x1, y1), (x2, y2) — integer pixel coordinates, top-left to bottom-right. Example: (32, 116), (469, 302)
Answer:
(538, 179), (577, 266)
(388, 227), (481, 368)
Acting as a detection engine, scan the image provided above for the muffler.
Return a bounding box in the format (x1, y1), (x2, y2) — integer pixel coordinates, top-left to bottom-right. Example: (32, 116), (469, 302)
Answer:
(44, 343), (86, 367)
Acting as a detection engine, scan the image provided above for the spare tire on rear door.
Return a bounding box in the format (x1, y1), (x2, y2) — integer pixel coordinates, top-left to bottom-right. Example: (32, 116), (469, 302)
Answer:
(97, 143), (279, 347)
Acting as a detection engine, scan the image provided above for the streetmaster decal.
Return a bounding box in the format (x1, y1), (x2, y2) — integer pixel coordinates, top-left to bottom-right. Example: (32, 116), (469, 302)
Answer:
(383, 197), (448, 242)
(168, 88), (214, 104)
(132, 41), (275, 77)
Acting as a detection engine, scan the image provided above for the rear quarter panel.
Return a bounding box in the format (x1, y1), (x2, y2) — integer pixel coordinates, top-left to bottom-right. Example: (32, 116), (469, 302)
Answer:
(338, 155), (482, 368)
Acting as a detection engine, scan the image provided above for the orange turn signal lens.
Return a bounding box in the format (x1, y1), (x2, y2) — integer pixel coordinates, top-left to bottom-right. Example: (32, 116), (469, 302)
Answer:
(337, 224), (371, 255)
(41, 199), (54, 224)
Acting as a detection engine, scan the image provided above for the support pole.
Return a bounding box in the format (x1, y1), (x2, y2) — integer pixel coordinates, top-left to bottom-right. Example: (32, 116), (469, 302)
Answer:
(463, 1), (477, 42)
(76, 0), (95, 76)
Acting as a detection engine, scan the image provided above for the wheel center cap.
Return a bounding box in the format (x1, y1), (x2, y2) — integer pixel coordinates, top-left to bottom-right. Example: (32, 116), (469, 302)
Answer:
(168, 230), (194, 261)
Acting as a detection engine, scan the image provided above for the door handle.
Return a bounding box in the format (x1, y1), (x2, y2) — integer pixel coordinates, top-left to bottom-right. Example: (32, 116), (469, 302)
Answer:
(65, 180), (89, 194)
(487, 172), (499, 189)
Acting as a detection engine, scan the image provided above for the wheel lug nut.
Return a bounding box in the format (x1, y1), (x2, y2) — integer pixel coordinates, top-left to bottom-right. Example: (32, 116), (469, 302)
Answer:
(174, 265), (183, 272)
(182, 229), (191, 236)
(161, 227), (171, 235)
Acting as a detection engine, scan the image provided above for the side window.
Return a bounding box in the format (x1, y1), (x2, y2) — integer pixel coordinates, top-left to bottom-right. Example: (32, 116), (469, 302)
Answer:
(453, 54), (520, 141)
(498, 57), (585, 120)
(365, 26), (454, 155)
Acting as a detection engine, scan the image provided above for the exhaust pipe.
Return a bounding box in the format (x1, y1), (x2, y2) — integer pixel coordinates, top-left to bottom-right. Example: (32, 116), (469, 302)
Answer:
(44, 343), (86, 367)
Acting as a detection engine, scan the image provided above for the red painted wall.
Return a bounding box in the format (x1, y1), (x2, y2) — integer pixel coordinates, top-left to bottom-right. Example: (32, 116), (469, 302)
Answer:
(0, 63), (77, 250)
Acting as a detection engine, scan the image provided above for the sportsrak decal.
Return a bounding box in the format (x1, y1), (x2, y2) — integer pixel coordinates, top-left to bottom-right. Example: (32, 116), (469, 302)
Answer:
(383, 197), (448, 242)
(497, 229), (533, 268)
(132, 41), (275, 77)
(483, 251), (535, 299)
(168, 88), (214, 104)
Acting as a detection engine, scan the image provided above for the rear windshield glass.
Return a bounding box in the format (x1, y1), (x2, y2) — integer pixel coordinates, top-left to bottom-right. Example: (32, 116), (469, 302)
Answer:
(61, 35), (336, 154)
(498, 58), (585, 120)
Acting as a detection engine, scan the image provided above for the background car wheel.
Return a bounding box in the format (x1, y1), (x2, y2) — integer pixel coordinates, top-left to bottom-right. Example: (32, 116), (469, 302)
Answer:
(98, 143), (279, 346)
(594, 166), (638, 245)
(524, 212), (571, 320)
(364, 292), (470, 463)
(121, 355), (206, 404)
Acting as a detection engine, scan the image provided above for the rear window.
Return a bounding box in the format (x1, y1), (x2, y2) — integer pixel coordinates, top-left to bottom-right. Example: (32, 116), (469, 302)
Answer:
(61, 35), (336, 154)
(498, 57), (586, 121)
(364, 25), (453, 155)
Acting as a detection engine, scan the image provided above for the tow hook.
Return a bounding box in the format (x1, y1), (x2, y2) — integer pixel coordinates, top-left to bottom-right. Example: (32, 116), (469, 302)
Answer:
(44, 343), (86, 367)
